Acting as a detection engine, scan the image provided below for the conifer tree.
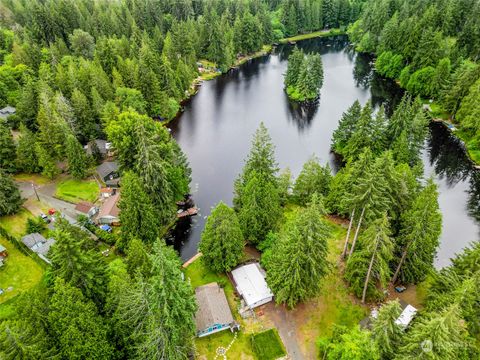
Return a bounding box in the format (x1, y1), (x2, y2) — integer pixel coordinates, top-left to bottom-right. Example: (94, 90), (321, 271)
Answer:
(331, 100), (362, 154)
(16, 125), (40, 173)
(372, 300), (403, 359)
(0, 170), (22, 216)
(0, 122), (16, 172)
(392, 179), (442, 284)
(266, 194), (330, 308)
(118, 171), (160, 250)
(65, 134), (88, 179)
(199, 202), (244, 273)
(293, 155), (331, 203)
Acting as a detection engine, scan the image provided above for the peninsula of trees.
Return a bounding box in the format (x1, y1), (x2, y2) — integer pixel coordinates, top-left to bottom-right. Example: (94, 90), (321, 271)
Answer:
(284, 47), (324, 102)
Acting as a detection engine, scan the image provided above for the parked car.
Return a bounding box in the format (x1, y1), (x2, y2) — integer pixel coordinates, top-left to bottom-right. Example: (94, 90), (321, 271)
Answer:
(100, 224), (112, 233)
(40, 213), (51, 223)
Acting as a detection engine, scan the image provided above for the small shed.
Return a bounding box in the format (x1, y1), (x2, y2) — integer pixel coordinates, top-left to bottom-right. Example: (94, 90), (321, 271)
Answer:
(96, 161), (120, 187)
(231, 262), (273, 309)
(360, 300), (417, 329)
(195, 282), (235, 337)
(100, 187), (115, 199)
(75, 201), (98, 218)
(97, 192), (121, 225)
(0, 106), (16, 120)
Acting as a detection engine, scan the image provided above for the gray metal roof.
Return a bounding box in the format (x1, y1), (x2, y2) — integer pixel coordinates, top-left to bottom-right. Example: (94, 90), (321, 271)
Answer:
(195, 283), (234, 331)
(21, 233), (47, 249)
(35, 238), (55, 257)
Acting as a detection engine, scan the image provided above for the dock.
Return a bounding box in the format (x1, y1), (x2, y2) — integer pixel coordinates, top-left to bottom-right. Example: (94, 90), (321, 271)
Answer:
(177, 207), (198, 218)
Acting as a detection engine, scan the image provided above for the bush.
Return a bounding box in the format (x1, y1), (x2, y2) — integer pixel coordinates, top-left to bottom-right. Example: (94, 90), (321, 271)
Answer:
(251, 329), (286, 360)
(26, 217), (45, 234)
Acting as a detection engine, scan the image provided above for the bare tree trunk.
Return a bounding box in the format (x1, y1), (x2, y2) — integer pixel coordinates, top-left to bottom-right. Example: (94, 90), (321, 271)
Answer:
(348, 206), (365, 257)
(392, 241), (412, 284)
(341, 208), (355, 258)
(362, 241), (379, 304)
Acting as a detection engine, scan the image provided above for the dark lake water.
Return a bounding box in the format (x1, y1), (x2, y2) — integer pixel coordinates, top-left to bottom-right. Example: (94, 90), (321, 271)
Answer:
(169, 36), (480, 268)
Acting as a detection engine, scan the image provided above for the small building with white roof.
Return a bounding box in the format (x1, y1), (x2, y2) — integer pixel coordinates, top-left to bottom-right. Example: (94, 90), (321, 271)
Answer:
(231, 262), (273, 309)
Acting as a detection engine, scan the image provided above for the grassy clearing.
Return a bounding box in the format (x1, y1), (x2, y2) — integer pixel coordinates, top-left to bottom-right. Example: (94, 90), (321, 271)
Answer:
(0, 237), (45, 304)
(429, 102), (450, 120)
(55, 178), (98, 203)
(279, 28), (345, 43)
(251, 329), (286, 360)
(0, 208), (35, 237)
(13, 173), (51, 185)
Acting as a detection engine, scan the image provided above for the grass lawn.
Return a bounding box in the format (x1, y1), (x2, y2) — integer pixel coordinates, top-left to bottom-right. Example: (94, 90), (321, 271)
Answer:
(0, 237), (45, 304)
(279, 28), (345, 43)
(55, 179), (99, 203)
(0, 208), (35, 237)
(13, 173), (51, 185)
(251, 329), (286, 360)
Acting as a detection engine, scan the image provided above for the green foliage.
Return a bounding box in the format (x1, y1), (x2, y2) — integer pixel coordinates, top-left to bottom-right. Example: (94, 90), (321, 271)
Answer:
(65, 134), (88, 179)
(394, 179), (442, 284)
(50, 221), (108, 306)
(456, 78), (480, 133)
(293, 155), (332, 203)
(69, 29), (95, 59)
(320, 326), (380, 360)
(344, 214), (394, 302)
(114, 87), (146, 113)
(25, 217), (45, 234)
(118, 171), (160, 250)
(199, 202), (244, 273)
(371, 300), (403, 359)
(251, 329), (286, 360)
(0, 122), (16, 173)
(375, 51), (404, 79)
(406, 66), (436, 97)
(16, 125), (40, 173)
(284, 48), (324, 102)
(0, 170), (23, 216)
(331, 100), (362, 154)
(48, 278), (113, 359)
(266, 194), (330, 308)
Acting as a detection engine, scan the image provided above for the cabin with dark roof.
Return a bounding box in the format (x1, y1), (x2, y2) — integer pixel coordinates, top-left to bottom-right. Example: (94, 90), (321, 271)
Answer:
(96, 161), (120, 187)
(0, 106), (16, 120)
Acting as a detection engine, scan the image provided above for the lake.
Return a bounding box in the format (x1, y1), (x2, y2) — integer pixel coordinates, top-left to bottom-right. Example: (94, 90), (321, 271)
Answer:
(169, 36), (480, 268)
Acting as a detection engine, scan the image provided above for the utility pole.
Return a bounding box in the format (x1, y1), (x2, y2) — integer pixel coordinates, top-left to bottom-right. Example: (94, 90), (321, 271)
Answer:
(32, 182), (40, 202)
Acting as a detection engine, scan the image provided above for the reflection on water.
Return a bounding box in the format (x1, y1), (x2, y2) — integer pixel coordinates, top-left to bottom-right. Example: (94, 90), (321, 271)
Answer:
(170, 36), (480, 267)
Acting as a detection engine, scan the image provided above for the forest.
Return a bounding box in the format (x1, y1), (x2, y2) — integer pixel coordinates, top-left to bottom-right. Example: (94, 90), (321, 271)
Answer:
(0, 0), (480, 359)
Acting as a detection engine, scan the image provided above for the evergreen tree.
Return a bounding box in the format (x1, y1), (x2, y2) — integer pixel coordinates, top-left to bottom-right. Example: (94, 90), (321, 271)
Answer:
(125, 238), (152, 278)
(266, 194), (330, 308)
(50, 222), (108, 306)
(16, 125), (40, 173)
(0, 122), (16, 173)
(284, 47), (304, 88)
(234, 122), (278, 210)
(331, 100), (362, 154)
(113, 241), (197, 360)
(372, 300), (403, 359)
(396, 306), (470, 360)
(345, 213), (394, 302)
(199, 201), (244, 273)
(48, 278), (113, 360)
(65, 134), (88, 179)
(392, 180), (442, 284)
(343, 102), (375, 160)
(118, 171), (160, 250)
(0, 170), (23, 216)
(322, 326), (380, 360)
(238, 171), (281, 245)
(277, 167), (292, 205)
(456, 78), (480, 133)
(293, 155), (331, 203)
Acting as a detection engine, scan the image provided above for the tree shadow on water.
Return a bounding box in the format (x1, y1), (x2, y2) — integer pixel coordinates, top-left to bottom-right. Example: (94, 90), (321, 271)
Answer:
(284, 95), (319, 132)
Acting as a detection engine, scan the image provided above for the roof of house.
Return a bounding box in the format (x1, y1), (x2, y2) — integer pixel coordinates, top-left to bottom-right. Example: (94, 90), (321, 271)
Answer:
(75, 201), (96, 214)
(96, 161), (119, 179)
(395, 304), (417, 327)
(100, 187), (114, 193)
(86, 139), (109, 155)
(21, 233), (47, 249)
(195, 283), (234, 331)
(35, 238), (55, 257)
(0, 106), (16, 117)
(0, 244), (6, 252)
(98, 192), (120, 219)
(231, 263), (273, 308)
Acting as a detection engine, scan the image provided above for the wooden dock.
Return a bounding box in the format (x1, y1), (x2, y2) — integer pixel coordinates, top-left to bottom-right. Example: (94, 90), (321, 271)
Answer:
(177, 207), (198, 218)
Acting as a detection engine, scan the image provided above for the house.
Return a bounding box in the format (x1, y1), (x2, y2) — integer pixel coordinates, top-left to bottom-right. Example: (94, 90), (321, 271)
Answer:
(21, 233), (55, 264)
(195, 283), (236, 337)
(0, 106), (15, 120)
(360, 300), (418, 329)
(97, 192), (120, 225)
(96, 161), (120, 187)
(100, 187), (116, 199)
(85, 139), (112, 158)
(75, 201), (98, 218)
(231, 262), (274, 309)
